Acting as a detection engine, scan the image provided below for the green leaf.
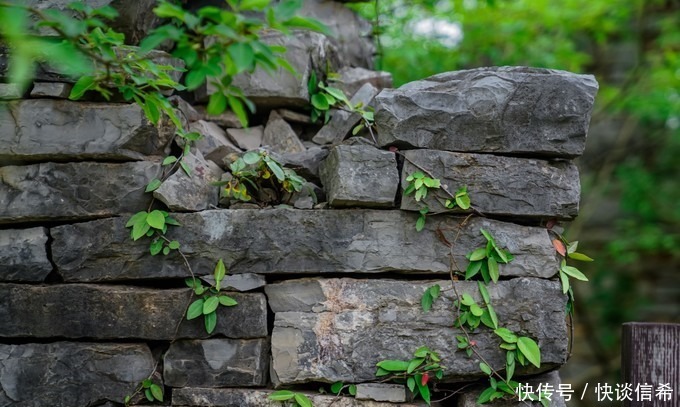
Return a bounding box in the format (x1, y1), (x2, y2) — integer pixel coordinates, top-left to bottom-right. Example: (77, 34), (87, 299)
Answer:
(187, 299), (204, 320)
(567, 240), (579, 254)
(466, 260), (482, 279)
(477, 386), (496, 404)
(150, 384), (163, 402)
(311, 93), (330, 110)
(470, 303), (484, 317)
(479, 362), (492, 376)
(145, 388), (154, 402)
(456, 193), (471, 210)
(180, 160), (191, 177)
(568, 252), (594, 262)
(407, 376), (416, 392)
(330, 382), (343, 395)
(376, 360), (410, 372)
(126, 211), (148, 228)
(168, 240), (180, 250)
(416, 380), (431, 404)
(488, 257), (499, 283)
(407, 357), (425, 373)
(375, 367), (390, 376)
(149, 239), (163, 256)
(146, 210), (166, 229)
(494, 328), (518, 343)
(414, 346), (430, 358)
(228, 42), (255, 72)
(203, 296), (219, 314)
(517, 337), (541, 368)
(269, 390), (295, 401)
(487, 304), (499, 329)
(469, 248), (487, 261)
(561, 264), (589, 281)
(204, 311), (217, 333)
(349, 384), (357, 396)
(421, 291), (433, 312)
(145, 179), (162, 192)
(430, 284), (440, 299)
(165, 217), (181, 226)
(461, 293), (475, 306)
(559, 271), (571, 294)
(69, 76), (96, 100)
(162, 156), (178, 166)
(219, 295), (238, 306)
(240, 0), (271, 10)
(207, 92), (228, 115)
(506, 352), (515, 381)
(294, 393), (313, 407)
(132, 221), (151, 241)
(243, 151), (261, 165)
(477, 282), (490, 304)
(266, 159), (285, 181)
(214, 259), (227, 287)
(415, 215), (426, 232)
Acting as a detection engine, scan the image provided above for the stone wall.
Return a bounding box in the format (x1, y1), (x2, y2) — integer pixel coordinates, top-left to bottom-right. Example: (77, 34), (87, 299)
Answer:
(0, 2), (598, 406)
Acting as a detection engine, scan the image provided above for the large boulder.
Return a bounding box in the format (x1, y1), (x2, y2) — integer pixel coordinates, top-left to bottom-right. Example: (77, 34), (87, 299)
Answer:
(266, 278), (568, 385)
(0, 161), (159, 224)
(0, 284), (267, 339)
(0, 100), (173, 163)
(0, 227), (51, 282)
(400, 150), (580, 220)
(375, 67), (598, 158)
(0, 342), (153, 407)
(50, 209), (559, 281)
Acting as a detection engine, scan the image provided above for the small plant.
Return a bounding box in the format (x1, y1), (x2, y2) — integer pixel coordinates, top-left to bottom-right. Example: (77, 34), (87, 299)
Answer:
(403, 171), (470, 231)
(453, 282), (500, 335)
(185, 259), (238, 334)
(124, 378), (163, 406)
(465, 229), (514, 283)
(550, 231), (593, 314)
(329, 381), (357, 396)
(218, 150), (308, 205)
(444, 186), (471, 211)
(375, 346), (444, 405)
(420, 284), (441, 312)
(269, 390), (314, 407)
(125, 210), (182, 255)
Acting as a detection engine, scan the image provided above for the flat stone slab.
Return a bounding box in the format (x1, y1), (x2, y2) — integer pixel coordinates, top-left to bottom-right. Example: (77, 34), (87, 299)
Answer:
(355, 383), (406, 402)
(0, 342), (153, 407)
(30, 82), (73, 98)
(171, 388), (425, 406)
(164, 339), (269, 388)
(153, 152), (223, 211)
(0, 99), (173, 163)
(266, 278), (567, 385)
(401, 150), (580, 220)
(375, 66), (598, 158)
(0, 227), (51, 282)
(0, 284), (267, 339)
(50, 209), (558, 282)
(319, 145), (398, 208)
(0, 161), (159, 224)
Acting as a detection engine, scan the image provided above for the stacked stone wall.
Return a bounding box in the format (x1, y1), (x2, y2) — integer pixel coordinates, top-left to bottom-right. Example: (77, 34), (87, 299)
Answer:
(0, 2), (597, 406)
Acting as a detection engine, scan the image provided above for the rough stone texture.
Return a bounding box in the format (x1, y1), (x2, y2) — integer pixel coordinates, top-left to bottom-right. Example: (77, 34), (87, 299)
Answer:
(196, 31), (339, 107)
(457, 371), (566, 407)
(227, 126), (263, 151)
(171, 388), (425, 407)
(266, 278), (567, 385)
(296, 0), (374, 69)
(195, 105), (242, 128)
(153, 152), (223, 211)
(401, 150), (580, 220)
(169, 95), (201, 123)
(0, 100), (173, 163)
(0, 284), (267, 339)
(335, 67), (393, 98)
(200, 273), (267, 292)
(355, 384), (406, 402)
(164, 338), (269, 387)
(262, 110), (305, 154)
(0, 342), (153, 407)
(30, 82), (73, 98)
(0, 83), (23, 99)
(319, 145), (398, 207)
(51, 210), (558, 281)
(189, 120), (242, 166)
(268, 146), (329, 181)
(277, 108), (312, 124)
(375, 67), (598, 158)
(0, 228), (51, 282)
(312, 83), (379, 145)
(0, 161), (159, 224)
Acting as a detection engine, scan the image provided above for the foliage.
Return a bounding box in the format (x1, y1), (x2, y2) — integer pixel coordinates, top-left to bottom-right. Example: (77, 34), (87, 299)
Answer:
(550, 233), (593, 314)
(125, 210), (182, 255)
(269, 390), (314, 407)
(464, 229), (514, 284)
(375, 346), (444, 405)
(124, 378), (163, 406)
(329, 382), (357, 397)
(185, 259), (238, 334)
(453, 282), (499, 332)
(403, 170), (470, 231)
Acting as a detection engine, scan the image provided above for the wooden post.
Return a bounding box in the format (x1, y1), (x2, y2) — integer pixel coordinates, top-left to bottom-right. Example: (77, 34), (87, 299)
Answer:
(622, 322), (679, 406)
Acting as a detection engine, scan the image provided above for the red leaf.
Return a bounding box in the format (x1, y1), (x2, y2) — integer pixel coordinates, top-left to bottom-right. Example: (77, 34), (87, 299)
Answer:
(546, 219), (557, 230)
(388, 146), (398, 152)
(552, 239), (566, 256)
(421, 373), (429, 386)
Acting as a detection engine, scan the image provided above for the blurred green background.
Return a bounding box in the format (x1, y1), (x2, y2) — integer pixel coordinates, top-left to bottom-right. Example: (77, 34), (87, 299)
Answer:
(349, 0), (680, 404)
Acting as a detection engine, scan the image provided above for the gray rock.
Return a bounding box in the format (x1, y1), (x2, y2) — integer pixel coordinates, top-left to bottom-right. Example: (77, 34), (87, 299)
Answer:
(262, 110), (305, 154)
(195, 105), (243, 128)
(153, 152), (223, 211)
(171, 388), (425, 407)
(266, 278), (567, 385)
(30, 82), (73, 98)
(276, 108), (312, 124)
(189, 120), (242, 166)
(296, 0), (374, 69)
(0, 100), (174, 163)
(401, 150), (580, 220)
(195, 31), (339, 107)
(199, 273), (266, 292)
(0, 284), (267, 339)
(226, 126), (264, 151)
(0, 342), (153, 407)
(0, 228), (51, 282)
(319, 145), (398, 207)
(375, 67), (598, 158)
(169, 95), (201, 122)
(312, 83), (379, 145)
(164, 338), (269, 388)
(267, 146), (329, 181)
(0, 83), (23, 99)
(355, 383), (406, 402)
(457, 371), (566, 407)
(335, 67), (393, 98)
(51, 209), (558, 281)
(0, 161), (159, 224)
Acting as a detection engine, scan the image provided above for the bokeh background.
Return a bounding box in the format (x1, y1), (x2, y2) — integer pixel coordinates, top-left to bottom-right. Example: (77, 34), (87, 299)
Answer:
(348, 0), (679, 405)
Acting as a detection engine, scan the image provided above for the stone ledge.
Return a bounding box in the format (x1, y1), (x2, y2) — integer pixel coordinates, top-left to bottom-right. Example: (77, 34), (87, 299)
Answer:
(0, 227), (51, 282)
